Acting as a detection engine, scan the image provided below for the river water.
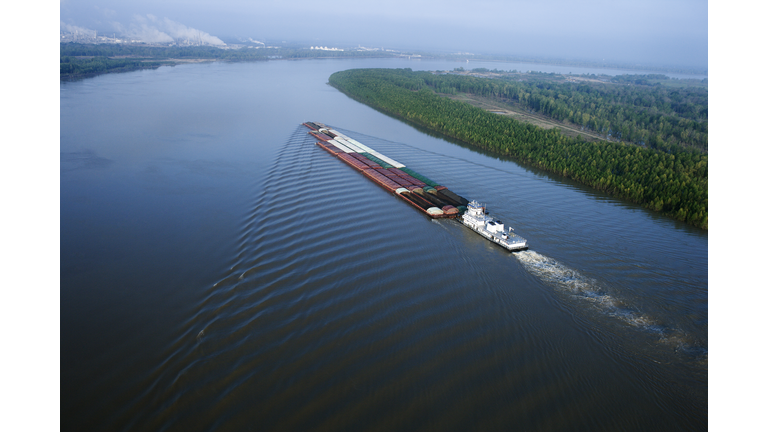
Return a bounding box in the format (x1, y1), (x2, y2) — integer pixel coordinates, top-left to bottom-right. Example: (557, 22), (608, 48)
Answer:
(61, 58), (707, 431)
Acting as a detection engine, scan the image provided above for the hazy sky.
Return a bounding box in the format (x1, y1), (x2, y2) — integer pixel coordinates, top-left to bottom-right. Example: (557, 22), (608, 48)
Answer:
(60, 0), (708, 68)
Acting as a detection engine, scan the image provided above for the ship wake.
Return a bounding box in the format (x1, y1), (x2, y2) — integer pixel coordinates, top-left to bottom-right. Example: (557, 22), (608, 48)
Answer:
(513, 250), (697, 352)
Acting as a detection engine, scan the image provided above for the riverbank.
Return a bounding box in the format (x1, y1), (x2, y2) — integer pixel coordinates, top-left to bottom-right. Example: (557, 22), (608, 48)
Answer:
(329, 68), (707, 229)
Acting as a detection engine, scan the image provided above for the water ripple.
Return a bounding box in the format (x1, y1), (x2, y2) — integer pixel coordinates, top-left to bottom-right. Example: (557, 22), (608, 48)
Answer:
(114, 124), (708, 431)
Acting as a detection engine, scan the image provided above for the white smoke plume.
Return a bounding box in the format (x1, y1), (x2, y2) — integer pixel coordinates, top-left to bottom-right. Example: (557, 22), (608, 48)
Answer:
(111, 15), (225, 46)
(60, 22), (97, 37)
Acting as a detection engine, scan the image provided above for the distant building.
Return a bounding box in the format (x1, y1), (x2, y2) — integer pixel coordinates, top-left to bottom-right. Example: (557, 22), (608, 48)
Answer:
(310, 46), (344, 51)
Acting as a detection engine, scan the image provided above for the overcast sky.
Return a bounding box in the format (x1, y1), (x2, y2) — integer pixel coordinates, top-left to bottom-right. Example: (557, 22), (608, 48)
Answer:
(60, 0), (708, 69)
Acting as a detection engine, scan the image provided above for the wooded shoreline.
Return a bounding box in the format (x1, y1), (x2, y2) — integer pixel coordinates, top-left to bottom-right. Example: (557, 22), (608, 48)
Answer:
(329, 68), (707, 229)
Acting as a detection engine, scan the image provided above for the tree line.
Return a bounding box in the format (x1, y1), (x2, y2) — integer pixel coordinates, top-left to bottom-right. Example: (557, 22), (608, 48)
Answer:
(329, 68), (707, 229)
(60, 56), (165, 78)
(423, 71), (708, 152)
(425, 54), (707, 76)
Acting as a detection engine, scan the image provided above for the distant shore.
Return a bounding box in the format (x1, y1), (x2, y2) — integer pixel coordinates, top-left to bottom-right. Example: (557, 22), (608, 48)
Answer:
(61, 43), (706, 81)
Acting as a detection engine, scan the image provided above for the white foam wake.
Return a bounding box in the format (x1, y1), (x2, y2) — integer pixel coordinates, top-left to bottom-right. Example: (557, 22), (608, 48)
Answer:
(514, 250), (662, 333)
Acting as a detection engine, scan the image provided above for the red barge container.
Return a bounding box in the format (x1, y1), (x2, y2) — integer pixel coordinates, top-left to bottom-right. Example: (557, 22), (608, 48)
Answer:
(304, 122), (471, 219)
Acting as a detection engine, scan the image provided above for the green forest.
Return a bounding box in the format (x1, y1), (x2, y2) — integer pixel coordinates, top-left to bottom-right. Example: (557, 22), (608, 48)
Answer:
(60, 56), (166, 78)
(425, 69), (707, 153)
(329, 68), (707, 229)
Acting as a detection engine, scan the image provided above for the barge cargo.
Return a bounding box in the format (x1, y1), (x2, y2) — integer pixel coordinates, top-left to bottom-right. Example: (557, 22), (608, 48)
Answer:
(303, 122), (528, 250)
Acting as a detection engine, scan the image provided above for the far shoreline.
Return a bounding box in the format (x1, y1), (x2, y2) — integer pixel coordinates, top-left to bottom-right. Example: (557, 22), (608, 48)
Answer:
(60, 43), (706, 81)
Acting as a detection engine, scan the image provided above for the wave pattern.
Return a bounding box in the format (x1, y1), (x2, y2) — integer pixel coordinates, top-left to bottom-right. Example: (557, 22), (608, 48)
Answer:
(337, 128), (707, 356)
(106, 125), (707, 431)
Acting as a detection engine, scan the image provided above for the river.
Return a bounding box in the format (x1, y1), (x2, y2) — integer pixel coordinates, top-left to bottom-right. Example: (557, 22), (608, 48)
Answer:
(61, 58), (707, 431)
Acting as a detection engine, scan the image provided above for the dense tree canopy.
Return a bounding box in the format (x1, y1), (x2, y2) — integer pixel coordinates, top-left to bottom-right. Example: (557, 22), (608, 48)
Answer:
(329, 68), (707, 229)
(424, 71), (708, 152)
(60, 56), (164, 78)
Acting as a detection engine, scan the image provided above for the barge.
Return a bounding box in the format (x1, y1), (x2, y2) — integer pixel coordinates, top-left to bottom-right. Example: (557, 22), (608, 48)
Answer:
(303, 121), (528, 250)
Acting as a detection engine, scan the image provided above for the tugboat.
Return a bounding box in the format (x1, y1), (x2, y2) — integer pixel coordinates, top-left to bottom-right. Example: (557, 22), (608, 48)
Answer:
(460, 201), (528, 251)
